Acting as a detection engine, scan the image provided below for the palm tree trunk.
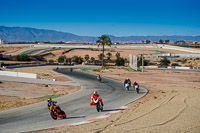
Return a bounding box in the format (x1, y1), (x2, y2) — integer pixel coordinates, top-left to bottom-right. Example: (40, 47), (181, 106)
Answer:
(102, 44), (104, 68)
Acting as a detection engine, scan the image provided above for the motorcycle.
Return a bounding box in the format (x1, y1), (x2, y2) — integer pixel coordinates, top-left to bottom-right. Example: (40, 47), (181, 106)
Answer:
(97, 77), (101, 82)
(125, 83), (130, 91)
(93, 97), (103, 112)
(48, 101), (66, 120)
(133, 84), (140, 93)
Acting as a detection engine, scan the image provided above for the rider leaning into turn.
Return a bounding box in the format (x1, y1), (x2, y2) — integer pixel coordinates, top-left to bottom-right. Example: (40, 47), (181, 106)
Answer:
(90, 91), (103, 106)
(97, 74), (101, 80)
(124, 78), (131, 87)
(47, 98), (54, 107)
(47, 98), (61, 112)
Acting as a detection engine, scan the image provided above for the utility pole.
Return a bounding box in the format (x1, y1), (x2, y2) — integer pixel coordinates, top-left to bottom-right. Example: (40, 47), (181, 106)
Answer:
(142, 54), (144, 75)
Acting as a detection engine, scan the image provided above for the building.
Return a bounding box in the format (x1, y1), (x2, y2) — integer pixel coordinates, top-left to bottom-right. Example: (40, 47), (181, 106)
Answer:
(0, 38), (3, 44)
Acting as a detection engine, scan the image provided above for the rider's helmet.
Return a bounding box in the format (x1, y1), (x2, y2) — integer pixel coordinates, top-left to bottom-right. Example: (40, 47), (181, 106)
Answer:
(93, 91), (97, 96)
(126, 78), (129, 80)
(47, 98), (52, 102)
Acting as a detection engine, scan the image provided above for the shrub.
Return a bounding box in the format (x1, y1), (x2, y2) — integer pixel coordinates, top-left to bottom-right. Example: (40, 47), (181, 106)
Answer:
(115, 57), (125, 66)
(181, 59), (187, 64)
(16, 55), (31, 61)
(48, 59), (54, 63)
(137, 56), (150, 67)
(72, 56), (83, 64)
(58, 56), (65, 63)
(92, 69), (101, 72)
(171, 63), (180, 66)
(159, 57), (170, 66)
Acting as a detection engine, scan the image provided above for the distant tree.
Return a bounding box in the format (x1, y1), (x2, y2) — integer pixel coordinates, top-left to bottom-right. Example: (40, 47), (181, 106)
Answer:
(159, 39), (164, 44)
(98, 53), (104, 60)
(58, 56), (65, 63)
(72, 56), (83, 64)
(96, 35), (112, 68)
(159, 57), (171, 66)
(115, 52), (120, 59)
(48, 59), (54, 63)
(137, 55), (150, 67)
(146, 40), (151, 44)
(84, 54), (90, 61)
(91, 57), (95, 62)
(68, 57), (72, 64)
(106, 52), (112, 60)
(165, 40), (170, 44)
(142, 40), (145, 44)
(175, 40), (186, 45)
(115, 57), (125, 66)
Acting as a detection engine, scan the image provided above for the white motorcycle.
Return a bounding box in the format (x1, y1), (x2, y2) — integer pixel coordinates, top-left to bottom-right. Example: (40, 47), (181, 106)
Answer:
(125, 83), (130, 91)
(133, 84), (139, 93)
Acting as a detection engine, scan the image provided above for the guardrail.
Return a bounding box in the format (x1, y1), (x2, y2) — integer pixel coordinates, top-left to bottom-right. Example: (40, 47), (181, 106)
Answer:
(141, 66), (199, 70)
(4, 63), (46, 69)
(0, 71), (37, 79)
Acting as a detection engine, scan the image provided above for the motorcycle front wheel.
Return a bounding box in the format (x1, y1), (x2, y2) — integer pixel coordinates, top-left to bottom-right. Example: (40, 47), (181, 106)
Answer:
(136, 88), (139, 93)
(96, 103), (100, 112)
(50, 111), (57, 120)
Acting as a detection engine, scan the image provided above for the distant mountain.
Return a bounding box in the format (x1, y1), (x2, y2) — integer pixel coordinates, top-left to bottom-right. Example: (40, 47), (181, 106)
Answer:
(0, 26), (200, 43)
(0, 26), (97, 43)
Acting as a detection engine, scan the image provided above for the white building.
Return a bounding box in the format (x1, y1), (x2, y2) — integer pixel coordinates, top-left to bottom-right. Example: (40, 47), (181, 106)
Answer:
(0, 38), (3, 44)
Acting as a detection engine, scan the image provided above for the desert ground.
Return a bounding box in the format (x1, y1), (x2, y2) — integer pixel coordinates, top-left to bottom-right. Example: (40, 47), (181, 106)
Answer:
(30, 67), (200, 133)
(1, 46), (200, 133)
(0, 66), (80, 111)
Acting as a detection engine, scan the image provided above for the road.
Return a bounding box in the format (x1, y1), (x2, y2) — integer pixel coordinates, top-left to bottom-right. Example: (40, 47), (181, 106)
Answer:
(0, 68), (147, 133)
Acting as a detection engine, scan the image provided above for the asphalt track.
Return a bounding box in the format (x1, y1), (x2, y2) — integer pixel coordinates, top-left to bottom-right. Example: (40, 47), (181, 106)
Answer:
(0, 68), (147, 133)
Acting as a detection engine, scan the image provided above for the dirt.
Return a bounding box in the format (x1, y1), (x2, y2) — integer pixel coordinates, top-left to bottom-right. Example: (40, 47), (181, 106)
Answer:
(4, 66), (72, 81)
(34, 68), (200, 133)
(1, 46), (200, 132)
(0, 66), (80, 111)
(0, 46), (21, 55)
(0, 81), (80, 111)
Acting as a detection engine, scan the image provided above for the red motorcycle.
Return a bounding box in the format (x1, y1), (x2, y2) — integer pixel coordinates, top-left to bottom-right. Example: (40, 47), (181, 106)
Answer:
(93, 97), (103, 112)
(97, 75), (101, 82)
(49, 101), (66, 120)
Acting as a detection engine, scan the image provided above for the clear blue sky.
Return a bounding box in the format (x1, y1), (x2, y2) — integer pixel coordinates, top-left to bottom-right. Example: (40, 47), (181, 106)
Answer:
(0, 0), (200, 36)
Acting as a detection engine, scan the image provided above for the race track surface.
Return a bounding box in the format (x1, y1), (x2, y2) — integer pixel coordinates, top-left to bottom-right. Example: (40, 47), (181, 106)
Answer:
(0, 68), (147, 133)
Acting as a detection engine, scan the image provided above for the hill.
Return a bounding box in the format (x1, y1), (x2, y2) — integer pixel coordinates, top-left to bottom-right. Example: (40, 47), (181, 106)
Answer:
(0, 26), (200, 43)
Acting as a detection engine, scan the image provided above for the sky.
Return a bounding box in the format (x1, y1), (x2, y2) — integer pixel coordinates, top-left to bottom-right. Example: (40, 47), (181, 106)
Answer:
(0, 0), (200, 36)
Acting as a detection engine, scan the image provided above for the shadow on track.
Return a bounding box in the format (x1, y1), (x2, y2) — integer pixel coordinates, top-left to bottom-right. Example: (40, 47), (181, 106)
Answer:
(102, 108), (125, 112)
(66, 116), (86, 119)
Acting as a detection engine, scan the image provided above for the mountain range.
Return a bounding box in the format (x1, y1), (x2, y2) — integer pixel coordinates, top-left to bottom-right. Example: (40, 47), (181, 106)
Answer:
(0, 26), (200, 43)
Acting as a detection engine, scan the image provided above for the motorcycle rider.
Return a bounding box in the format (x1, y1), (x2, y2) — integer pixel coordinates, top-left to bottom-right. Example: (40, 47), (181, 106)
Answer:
(47, 98), (61, 113)
(133, 81), (139, 86)
(124, 78), (131, 87)
(97, 74), (101, 81)
(133, 81), (140, 93)
(90, 91), (103, 106)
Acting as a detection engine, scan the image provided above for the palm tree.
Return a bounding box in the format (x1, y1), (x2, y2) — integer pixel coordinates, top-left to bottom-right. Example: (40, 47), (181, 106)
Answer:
(115, 52), (120, 59)
(84, 54), (90, 62)
(91, 57), (95, 63)
(96, 35), (112, 68)
(106, 52), (112, 60)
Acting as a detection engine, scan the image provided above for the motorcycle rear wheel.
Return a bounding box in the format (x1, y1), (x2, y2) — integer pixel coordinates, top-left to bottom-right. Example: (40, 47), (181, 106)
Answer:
(61, 110), (66, 118)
